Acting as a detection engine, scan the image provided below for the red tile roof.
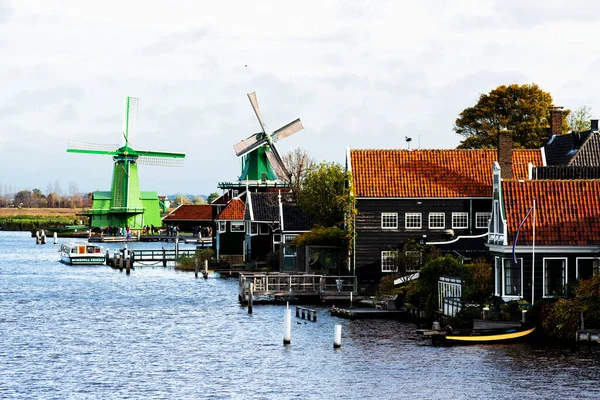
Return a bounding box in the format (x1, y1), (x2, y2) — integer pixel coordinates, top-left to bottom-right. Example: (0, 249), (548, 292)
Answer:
(216, 199), (245, 220)
(163, 205), (212, 221)
(503, 180), (600, 246)
(350, 149), (542, 198)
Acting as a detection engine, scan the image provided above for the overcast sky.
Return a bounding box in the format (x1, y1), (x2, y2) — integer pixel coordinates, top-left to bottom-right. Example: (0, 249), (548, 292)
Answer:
(2, 0), (600, 196)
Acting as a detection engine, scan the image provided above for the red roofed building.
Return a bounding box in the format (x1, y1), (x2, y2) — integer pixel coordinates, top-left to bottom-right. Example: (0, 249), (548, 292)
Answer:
(162, 204), (213, 233)
(488, 163), (600, 304)
(214, 198), (246, 264)
(347, 140), (543, 285)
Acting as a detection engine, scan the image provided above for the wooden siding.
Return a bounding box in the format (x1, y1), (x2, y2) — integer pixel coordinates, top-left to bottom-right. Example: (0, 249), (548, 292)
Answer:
(354, 198), (492, 282)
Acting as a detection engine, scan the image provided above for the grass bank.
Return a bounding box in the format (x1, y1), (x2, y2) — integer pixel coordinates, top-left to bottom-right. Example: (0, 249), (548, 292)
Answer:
(0, 208), (86, 231)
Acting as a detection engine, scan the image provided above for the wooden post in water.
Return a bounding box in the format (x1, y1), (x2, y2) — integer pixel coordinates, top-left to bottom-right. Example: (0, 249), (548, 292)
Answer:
(203, 260), (208, 279)
(41, 230), (46, 244)
(296, 306), (300, 318)
(333, 325), (342, 349)
(283, 305), (291, 345)
(312, 310), (317, 322)
(35, 231), (40, 245)
(162, 248), (167, 267)
(113, 250), (117, 268)
(105, 249), (110, 264)
(248, 282), (254, 314)
(119, 252), (123, 271)
(194, 258), (199, 278)
(53, 232), (58, 244)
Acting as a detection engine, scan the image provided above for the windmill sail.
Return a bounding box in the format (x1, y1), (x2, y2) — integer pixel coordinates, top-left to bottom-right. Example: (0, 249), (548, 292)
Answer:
(122, 96), (139, 146)
(272, 118), (303, 142)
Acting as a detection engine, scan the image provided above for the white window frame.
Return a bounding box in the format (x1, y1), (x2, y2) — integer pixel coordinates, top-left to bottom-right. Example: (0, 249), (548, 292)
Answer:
(381, 212), (398, 229)
(543, 257), (568, 298)
(218, 221), (226, 233)
(428, 212), (445, 229)
(476, 212), (491, 229)
(273, 234), (282, 243)
(502, 257), (523, 299)
(283, 234), (297, 258)
(452, 212), (468, 229)
(405, 213), (422, 229)
(381, 251), (399, 273)
(494, 257), (502, 296)
(259, 224), (269, 235)
(576, 257), (599, 280)
(230, 222), (244, 232)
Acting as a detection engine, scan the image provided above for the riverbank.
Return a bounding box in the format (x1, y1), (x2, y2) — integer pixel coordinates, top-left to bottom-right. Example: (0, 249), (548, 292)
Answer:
(0, 207), (84, 231)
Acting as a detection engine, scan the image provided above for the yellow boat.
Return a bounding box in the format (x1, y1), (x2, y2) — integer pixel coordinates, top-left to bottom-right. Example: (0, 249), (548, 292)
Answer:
(445, 327), (536, 344)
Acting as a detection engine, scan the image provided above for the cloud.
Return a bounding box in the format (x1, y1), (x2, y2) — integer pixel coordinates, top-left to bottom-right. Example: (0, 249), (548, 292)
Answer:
(1, 85), (85, 115)
(0, 0), (13, 23)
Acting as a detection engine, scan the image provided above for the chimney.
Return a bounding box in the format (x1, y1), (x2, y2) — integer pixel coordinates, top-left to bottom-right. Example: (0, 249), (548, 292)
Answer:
(591, 119), (599, 132)
(548, 106), (564, 139)
(498, 130), (513, 180)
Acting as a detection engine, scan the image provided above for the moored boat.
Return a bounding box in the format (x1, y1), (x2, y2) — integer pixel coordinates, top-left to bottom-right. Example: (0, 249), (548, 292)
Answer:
(59, 242), (106, 265)
(419, 320), (536, 345)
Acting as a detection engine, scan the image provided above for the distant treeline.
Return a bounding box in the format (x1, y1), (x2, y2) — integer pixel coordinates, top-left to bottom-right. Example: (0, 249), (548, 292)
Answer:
(0, 189), (92, 208)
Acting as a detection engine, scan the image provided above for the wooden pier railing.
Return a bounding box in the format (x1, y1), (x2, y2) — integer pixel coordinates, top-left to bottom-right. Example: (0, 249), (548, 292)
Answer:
(238, 273), (357, 302)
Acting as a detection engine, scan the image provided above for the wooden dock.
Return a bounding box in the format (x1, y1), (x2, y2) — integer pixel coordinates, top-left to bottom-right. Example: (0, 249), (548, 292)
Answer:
(330, 306), (409, 320)
(238, 273), (360, 303)
(89, 234), (212, 245)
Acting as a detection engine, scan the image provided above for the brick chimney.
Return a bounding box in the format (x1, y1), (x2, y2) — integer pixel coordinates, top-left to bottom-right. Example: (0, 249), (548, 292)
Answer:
(591, 119), (599, 132)
(547, 106), (564, 140)
(498, 129), (513, 180)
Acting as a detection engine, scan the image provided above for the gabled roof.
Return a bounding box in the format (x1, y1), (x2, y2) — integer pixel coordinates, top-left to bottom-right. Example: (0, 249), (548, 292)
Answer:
(350, 149), (542, 198)
(216, 199), (245, 221)
(282, 202), (313, 232)
(502, 180), (600, 246)
(163, 204), (212, 221)
(248, 192), (279, 222)
(543, 131), (600, 166)
(532, 165), (600, 180)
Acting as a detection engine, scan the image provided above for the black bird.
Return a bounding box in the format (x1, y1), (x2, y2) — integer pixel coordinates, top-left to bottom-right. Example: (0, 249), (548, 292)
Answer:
(405, 136), (412, 142)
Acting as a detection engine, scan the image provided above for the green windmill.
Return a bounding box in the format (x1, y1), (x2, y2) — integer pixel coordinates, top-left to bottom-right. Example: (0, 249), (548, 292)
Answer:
(233, 92), (304, 182)
(67, 96), (185, 230)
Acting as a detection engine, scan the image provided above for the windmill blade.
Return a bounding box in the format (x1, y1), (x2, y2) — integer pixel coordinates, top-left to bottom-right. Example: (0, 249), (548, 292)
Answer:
(247, 92), (268, 134)
(122, 96), (139, 146)
(67, 140), (120, 152)
(266, 143), (290, 180)
(233, 134), (268, 157)
(271, 118), (304, 142)
(137, 156), (185, 167)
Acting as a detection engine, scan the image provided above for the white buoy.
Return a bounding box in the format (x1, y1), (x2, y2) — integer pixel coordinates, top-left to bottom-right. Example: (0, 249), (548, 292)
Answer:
(283, 305), (291, 345)
(53, 232), (58, 244)
(41, 230), (46, 244)
(334, 324), (342, 349)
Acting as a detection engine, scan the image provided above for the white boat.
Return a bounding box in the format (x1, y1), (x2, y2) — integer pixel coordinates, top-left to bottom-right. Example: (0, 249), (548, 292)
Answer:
(59, 242), (106, 265)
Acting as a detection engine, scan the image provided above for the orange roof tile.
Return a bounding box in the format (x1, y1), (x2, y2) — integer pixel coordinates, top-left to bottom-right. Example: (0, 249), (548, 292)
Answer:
(350, 149), (541, 198)
(216, 199), (245, 220)
(503, 180), (600, 246)
(163, 204), (212, 221)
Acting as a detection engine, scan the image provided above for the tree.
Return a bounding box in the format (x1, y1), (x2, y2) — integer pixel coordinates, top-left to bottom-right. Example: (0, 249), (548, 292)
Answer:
(297, 162), (348, 228)
(283, 148), (315, 198)
(454, 83), (569, 149)
(207, 192), (220, 203)
(568, 105), (592, 132)
(192, 195), (207, 205)
(14, 190), (32, 207)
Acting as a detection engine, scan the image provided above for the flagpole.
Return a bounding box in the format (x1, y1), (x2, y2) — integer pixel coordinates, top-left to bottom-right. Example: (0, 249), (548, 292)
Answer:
(532, 199), (536, 306)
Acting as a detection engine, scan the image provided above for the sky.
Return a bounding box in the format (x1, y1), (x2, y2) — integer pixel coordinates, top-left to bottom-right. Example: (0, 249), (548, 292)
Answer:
(2, 0), (600, 196)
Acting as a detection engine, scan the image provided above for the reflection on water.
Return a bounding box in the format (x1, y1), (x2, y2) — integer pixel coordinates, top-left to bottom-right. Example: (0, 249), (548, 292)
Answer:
(1, 231), (600, 399)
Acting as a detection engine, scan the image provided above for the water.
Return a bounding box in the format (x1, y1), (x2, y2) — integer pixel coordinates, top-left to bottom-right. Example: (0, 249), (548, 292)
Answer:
(1, 231), (600, 399)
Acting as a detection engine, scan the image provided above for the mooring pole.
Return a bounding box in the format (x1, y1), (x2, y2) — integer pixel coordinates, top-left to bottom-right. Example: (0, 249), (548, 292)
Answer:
(195, 258), (199, 278)
(248, 282), (254, 314)
(334, 325), (342, 349)
(283, 304), (291, 345)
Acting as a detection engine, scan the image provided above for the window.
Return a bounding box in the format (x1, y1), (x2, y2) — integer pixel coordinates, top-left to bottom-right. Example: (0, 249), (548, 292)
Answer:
(576, 258), (599, 280)
(405, 251), (422, 271)
(250, 222), (258, 235)
(381, 251), (399, 272)
(503, 258), (522, 297)
(381, 213), (398, 229)
(230, 222), (244, 232)
(259, 224), (270, 235)
(452, 212), (468, 229)
(494, 258), (502, 296)
(273, 234), (281, 243)
(218, 221), (226, 233)
(476, 212), (491, 229)
(544, 258), (567, 297)
(405, 213), (422, 229)
(429, 213), (445, 229)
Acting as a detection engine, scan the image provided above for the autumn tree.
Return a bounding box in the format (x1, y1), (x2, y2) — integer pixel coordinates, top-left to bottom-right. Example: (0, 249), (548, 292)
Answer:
(282, 148), (315, 199)
(297, 162), (349, 228)
(454, 83), (569, 149)
(568, 105), (592, 132)
(192, 195), (207, 205)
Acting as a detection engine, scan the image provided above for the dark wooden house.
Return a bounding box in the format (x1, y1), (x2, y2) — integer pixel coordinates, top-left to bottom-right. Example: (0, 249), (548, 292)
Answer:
(347, 145), (542, 285)
(215, 197), (246, 264)
(488, 163), (600, 304)
(244, 192), (280, 262)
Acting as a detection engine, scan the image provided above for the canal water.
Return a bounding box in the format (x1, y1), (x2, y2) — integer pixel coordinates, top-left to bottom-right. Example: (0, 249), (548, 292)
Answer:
(1, 231), (600, 399)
